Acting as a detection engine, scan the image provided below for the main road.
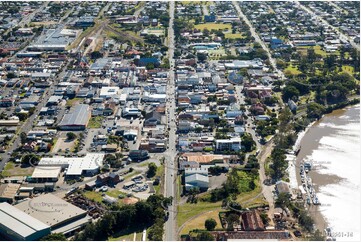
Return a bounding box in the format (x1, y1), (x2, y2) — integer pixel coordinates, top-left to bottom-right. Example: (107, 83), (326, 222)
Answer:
(232, 1), (285, 80)
(164, 1), (177, 241)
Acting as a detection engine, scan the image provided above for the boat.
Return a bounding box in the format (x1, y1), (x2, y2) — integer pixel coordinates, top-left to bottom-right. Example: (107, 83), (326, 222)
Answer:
(313, 196), (320, 205)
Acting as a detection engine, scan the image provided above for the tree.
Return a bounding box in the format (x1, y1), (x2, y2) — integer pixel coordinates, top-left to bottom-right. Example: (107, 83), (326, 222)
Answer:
(16, 112), (28, 121)
(20, 132), (27, 145)
(241, 133), (255, 152)
(309, 229), (326, 241)
(226, 213), (239, 230)
(282, 85), (300, 101)
(66, 132), (77, 141)
(307, 103), (325, 119)
(40, 233), (66, 241)
(275, 192), (291, 208)
(205, 218), (217, 231)
(146, 63), (155, 70)
(21, 154), (40, 166)
(196, 231), (215, 241)
(197, 52), (207, 62)
(90, 51), (103, 60)
(147, 162), (157, 178)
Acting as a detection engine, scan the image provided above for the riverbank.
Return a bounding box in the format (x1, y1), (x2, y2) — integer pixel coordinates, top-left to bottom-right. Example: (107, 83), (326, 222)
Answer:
(294, 104), (360, 240)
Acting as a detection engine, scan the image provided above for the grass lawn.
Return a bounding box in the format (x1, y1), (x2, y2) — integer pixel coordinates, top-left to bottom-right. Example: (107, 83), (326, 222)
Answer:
(87, 116), (104, 129)
(224, 33), (245, 39)
(341, 65), (355, 75)
(194, 23), (232, 31)
(285, 64), (302, 75)
(177, 201), (222, 230)
(66, 98), (83, 106)
(153, 164), (164, 194)
(180, 209), (224, 235)
(84, 190), (127, 205)
(1, 162), (34, 177)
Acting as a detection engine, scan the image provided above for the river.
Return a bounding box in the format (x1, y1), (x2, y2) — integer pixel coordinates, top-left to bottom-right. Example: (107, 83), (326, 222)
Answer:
(295, 104), (360, 241)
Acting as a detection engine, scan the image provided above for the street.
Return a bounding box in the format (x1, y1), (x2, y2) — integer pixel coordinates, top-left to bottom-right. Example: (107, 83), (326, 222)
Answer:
(164, 1), (177, 241)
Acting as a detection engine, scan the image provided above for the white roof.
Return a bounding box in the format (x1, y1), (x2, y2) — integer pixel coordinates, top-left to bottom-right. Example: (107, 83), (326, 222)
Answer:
(38, 153), (104, 176)
(31, 166), (61, 179)
(99, 86), (120, 98)
(0, 202), (50, 238)
(15, 194), (87, 227)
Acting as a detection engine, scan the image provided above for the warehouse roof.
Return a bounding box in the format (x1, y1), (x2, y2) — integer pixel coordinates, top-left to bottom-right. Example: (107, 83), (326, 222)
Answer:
(0, 202), (50, 238)
(0, 183), (20, 200)
(58, 104), (90, 127)
(38, 153), (104, 176)
(31, 166), (61, 179)
(14, 194), (87, 227)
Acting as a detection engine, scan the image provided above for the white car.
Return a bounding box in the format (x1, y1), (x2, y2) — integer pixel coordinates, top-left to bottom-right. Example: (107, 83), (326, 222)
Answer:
(100, 186), (108, 192)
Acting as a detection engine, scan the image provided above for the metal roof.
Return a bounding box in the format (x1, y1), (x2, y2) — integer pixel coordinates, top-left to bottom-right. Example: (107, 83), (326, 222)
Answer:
(59, 104), (90, 127)
(0, 202), (50, 238)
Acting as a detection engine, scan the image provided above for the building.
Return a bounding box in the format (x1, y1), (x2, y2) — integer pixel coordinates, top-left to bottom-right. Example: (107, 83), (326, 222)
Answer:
(128, 150), (149, 162)
(0, 183), (21, 203)
(184, 167), (209, 192)
(38, 153), (104, 177)
(74, 16), (95, 27)
(241, 210), (265, 231)
(216, 138), (242, 152)
(14, 194), (91, 236)
(30, 166), (62, 183)
(0, 202), (51, 241)
(58, 104), (91, 130)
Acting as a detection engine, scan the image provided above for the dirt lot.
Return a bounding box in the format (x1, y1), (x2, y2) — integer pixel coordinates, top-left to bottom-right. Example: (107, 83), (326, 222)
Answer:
(52, 136), (76, 153)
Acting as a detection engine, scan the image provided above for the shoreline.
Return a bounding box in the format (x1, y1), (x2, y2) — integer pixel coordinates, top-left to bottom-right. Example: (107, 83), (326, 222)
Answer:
(291, 103), (360, 235)
(291, 120), (328, 233)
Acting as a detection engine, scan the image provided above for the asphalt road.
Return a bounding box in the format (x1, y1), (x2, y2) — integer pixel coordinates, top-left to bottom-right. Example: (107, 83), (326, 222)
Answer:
(164, 1), (177, 241)
(232, 1), (285, 80)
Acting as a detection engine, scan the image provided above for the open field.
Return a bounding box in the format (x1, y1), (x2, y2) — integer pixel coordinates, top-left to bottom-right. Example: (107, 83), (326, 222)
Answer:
(179, 209), (224, 235)
(194, 23), (232, 31)
(177, 201), (222, 231)
(1, 162), (34, 177)
(66, 98), (83, 106)
(88, 116), (104, 129)
(181, 1), (213, 5)
(224, 33), (246, 39)
(285, 64), (302, 75)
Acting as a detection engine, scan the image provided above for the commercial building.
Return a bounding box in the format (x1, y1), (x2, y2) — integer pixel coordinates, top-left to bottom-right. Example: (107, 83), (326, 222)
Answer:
(58, 104), (91, 130)
(30, 166), (62, 183)
(0, 202), (51, 241)
(0, 183), (21, 203)
(215, 138), (242, 152)
(14, 194), (91, 236)
(184, 167), (209, 191)
(38, 153), (104, 177)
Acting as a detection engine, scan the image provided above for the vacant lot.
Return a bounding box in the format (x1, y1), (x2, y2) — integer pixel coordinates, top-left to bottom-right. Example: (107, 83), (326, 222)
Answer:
(194, 23), (232, 31)
(180, 209), (224, 235)
(88, 116), (104, 129)
(52, 137), (76, 153)
(224, 33), (246, 39)
(285, 64), (302, 75)
(1, 162), (34, 177)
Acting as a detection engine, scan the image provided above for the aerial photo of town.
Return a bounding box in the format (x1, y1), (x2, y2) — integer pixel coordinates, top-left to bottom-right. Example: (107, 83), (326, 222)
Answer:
(0, 1), (359, 241)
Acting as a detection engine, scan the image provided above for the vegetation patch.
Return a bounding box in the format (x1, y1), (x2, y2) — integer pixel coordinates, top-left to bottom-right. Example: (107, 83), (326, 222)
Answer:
(87, 116), (104, 129)
(180, 209), (223, 235)
(194, 23), (232, 31)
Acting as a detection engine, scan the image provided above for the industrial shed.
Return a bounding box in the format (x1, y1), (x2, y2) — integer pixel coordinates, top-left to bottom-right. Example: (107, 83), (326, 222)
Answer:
(58, 104), (91, 130)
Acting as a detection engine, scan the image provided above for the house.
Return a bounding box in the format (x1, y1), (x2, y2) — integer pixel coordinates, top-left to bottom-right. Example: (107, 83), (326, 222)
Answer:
(288, 99), (297, 112)
(241, 210), (265, 231)
(228, 71), (243, 84)
(275, 181), (291, 196)
(144, 111), (163, 127)
(95, 172), (121, 187)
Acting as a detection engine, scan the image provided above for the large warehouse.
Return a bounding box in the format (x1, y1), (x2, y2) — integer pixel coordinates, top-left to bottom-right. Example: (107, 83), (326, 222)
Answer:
(38, 153), (104, 177)
(58, 104), (91, 130)
(14, 194), (91, 236)
(0, 202), (51, 240)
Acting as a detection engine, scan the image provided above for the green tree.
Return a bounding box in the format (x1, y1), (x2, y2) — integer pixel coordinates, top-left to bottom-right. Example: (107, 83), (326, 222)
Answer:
(241, 133), (255, 152)
(226, 213), (239, 230)
(90, 51), (103, 60)
(66, 132), (77, 140)
(307, 103), (325, 119)
(147, 162), (157, 178)
(16, 112), (28, 121)
(40, 233), (66, 241)
(205, 218), (217, 231)
(197, 52), (207, 62)
(196, 231), (215, 241)
(282, 85), (300, 101)
(275, 192), (291, 208)
(20, 132), (27, 144)
(21, 154), (40, 166)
